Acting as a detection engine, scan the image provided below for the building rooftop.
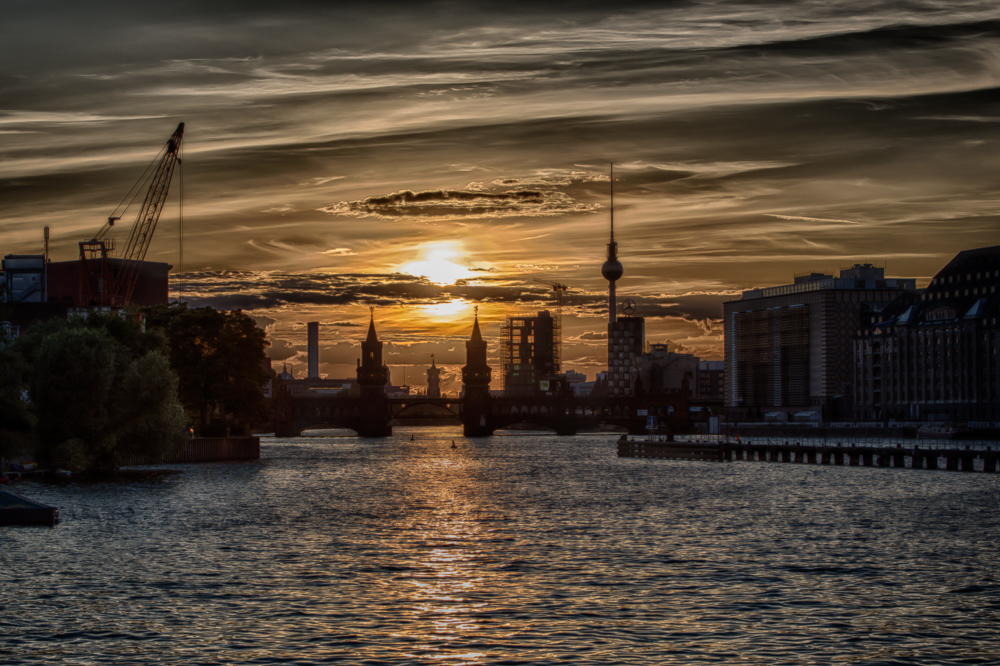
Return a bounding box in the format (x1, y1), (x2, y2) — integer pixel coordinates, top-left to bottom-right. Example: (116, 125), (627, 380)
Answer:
(738, 264), (915, 300)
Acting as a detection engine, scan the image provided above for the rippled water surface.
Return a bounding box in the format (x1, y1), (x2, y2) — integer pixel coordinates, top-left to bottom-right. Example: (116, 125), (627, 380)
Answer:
(4, 429), (1000, 664)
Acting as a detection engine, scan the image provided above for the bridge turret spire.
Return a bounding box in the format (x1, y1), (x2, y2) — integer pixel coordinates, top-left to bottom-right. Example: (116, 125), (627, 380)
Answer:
(470, 308), (484, 343)
(358, 308), (388, 388)
(462, 307), (493, 436)
(464, 308), (489, 375)
(427, 353), (441, 398)
(355, 307), (390, 436)
(366, 307), (379, 343)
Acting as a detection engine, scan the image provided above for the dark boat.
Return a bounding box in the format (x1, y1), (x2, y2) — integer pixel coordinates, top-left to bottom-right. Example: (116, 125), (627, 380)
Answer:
(0, 490), (59, 526)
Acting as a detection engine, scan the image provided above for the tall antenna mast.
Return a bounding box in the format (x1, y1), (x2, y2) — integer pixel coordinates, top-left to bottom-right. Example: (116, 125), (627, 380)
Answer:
(601, 163), (624, 324)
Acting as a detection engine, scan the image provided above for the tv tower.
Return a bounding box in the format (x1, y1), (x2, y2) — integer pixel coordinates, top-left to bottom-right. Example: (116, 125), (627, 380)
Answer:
(601, 164), (624, 323)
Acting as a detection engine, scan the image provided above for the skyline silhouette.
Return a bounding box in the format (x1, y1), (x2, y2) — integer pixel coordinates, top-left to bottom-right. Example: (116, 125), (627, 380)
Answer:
(2, 1), (999, 389)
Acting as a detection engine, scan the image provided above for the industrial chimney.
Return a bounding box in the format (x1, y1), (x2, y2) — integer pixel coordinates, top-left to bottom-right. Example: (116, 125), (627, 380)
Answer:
(307, 322), (319, 379)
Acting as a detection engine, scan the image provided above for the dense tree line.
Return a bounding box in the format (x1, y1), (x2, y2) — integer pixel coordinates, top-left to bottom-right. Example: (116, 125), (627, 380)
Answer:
(0, 305), (270, 472)
(141, 304), (271, 437)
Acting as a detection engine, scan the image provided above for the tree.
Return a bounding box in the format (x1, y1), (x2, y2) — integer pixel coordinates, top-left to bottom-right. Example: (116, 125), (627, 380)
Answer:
(17, 313), (186, 472)
(0, 342), (34, 463)
(142, 304), (270, 436)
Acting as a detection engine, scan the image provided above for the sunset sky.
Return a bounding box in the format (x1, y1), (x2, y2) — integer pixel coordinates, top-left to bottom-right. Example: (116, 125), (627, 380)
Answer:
(3, 1), (999, 391)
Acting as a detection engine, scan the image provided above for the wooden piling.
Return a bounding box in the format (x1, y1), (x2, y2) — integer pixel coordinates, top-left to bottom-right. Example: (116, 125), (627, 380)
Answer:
(622, 437), (999, 474)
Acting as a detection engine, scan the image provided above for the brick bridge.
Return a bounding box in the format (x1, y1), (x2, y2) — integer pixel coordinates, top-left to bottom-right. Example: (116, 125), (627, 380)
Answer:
(274, 312), (690, 437)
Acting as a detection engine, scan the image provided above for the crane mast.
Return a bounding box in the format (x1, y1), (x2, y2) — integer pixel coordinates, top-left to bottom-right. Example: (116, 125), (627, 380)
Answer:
(534, 278), (570, 376)
(79, 123), (184, 307)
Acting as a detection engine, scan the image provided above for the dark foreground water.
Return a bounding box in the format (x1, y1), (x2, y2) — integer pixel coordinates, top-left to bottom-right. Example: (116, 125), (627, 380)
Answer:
(3, 429), (1000, 665)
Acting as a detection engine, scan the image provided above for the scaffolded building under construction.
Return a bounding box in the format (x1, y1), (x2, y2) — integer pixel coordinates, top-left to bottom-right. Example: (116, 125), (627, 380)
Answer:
(500, 310), (560, 396)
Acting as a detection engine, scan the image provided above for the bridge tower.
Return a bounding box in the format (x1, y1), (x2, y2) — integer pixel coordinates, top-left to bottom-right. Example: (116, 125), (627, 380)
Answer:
(356, 309), (391, 436)
(427, 354), (441, 398)
(462, 309), (493, 436)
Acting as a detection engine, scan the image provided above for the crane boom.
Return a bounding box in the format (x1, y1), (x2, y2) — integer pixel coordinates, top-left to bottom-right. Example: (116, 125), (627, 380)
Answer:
(114, 123), (184, 305)
(78, 123), (184, 307)
(534, 279), (568, 311)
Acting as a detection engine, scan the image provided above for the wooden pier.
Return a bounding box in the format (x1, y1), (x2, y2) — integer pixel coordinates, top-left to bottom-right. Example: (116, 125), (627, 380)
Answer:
(617, 437), (725, 462)
(617, 436), (1000, 473)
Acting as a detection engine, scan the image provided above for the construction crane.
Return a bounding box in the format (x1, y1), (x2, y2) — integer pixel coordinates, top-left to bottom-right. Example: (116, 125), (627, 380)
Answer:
(534, 278), (570, 376)
(79, 123), (184, 307)
(534, 279), (569, 316)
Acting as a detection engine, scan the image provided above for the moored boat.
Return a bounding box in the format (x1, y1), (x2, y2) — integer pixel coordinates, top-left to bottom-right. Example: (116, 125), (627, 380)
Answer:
(0, 490), (59, 526)
(917, 425), (968, 439)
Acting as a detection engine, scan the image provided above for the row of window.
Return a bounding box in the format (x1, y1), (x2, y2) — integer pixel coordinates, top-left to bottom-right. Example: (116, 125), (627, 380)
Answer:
(924, 285), (997, 299)
(929, 269), (1000, 285)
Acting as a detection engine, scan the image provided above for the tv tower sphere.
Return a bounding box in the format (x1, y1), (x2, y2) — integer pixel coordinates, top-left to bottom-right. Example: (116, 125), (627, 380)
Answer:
(602, 254), (623, 283)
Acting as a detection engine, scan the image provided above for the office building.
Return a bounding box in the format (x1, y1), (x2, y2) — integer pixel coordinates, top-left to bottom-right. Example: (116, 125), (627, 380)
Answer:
(607, 317), (644, 396)
(854, 246), (1000, 422)
(724, 264), (915, 420)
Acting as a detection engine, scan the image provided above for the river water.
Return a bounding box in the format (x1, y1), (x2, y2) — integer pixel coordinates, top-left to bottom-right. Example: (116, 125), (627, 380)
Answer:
(3, 428), (999, 665)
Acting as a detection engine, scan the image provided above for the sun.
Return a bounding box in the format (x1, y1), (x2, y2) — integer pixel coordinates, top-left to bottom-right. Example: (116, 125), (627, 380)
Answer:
(423, 298), (472, 317)
(399, 243), (473, 286)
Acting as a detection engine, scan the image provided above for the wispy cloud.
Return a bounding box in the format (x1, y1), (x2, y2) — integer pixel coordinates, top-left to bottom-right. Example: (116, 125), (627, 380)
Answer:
(766, 214), (862, 225)
(322, 185), (600, 220)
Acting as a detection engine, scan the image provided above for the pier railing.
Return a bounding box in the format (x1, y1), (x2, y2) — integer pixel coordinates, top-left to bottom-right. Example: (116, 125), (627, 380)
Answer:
(617, 435), (1000, 473)
(721, 423), (999, 447)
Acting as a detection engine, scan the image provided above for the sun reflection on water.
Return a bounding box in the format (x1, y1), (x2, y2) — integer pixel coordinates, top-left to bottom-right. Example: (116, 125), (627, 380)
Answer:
(382, 430), (501, 662)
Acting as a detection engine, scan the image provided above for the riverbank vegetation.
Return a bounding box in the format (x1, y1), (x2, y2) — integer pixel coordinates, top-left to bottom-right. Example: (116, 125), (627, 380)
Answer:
(0, 306), (270, 472)
(2, 311), (185, 472)
(142, 304), (271, 437)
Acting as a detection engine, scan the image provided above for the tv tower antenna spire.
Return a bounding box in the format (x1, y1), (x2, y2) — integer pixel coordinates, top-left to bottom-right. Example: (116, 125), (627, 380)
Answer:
(601, 163), (624, 323)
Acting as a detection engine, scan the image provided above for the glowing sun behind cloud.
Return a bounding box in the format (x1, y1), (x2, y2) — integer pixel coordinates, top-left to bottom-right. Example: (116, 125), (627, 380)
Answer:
(423, 298), (472, 318)
(399, 242), (473, 286)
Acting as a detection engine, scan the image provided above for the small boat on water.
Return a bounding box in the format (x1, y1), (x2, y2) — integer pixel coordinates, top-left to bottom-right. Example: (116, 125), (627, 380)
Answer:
(917, 425), (967, 439)
(0, 490), (59, 526)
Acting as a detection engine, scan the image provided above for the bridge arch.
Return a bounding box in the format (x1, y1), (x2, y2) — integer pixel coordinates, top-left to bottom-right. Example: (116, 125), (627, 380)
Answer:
(495, 422), (557, 433)
(298, 423), (361, 436)
(390, 402), (461, 419)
